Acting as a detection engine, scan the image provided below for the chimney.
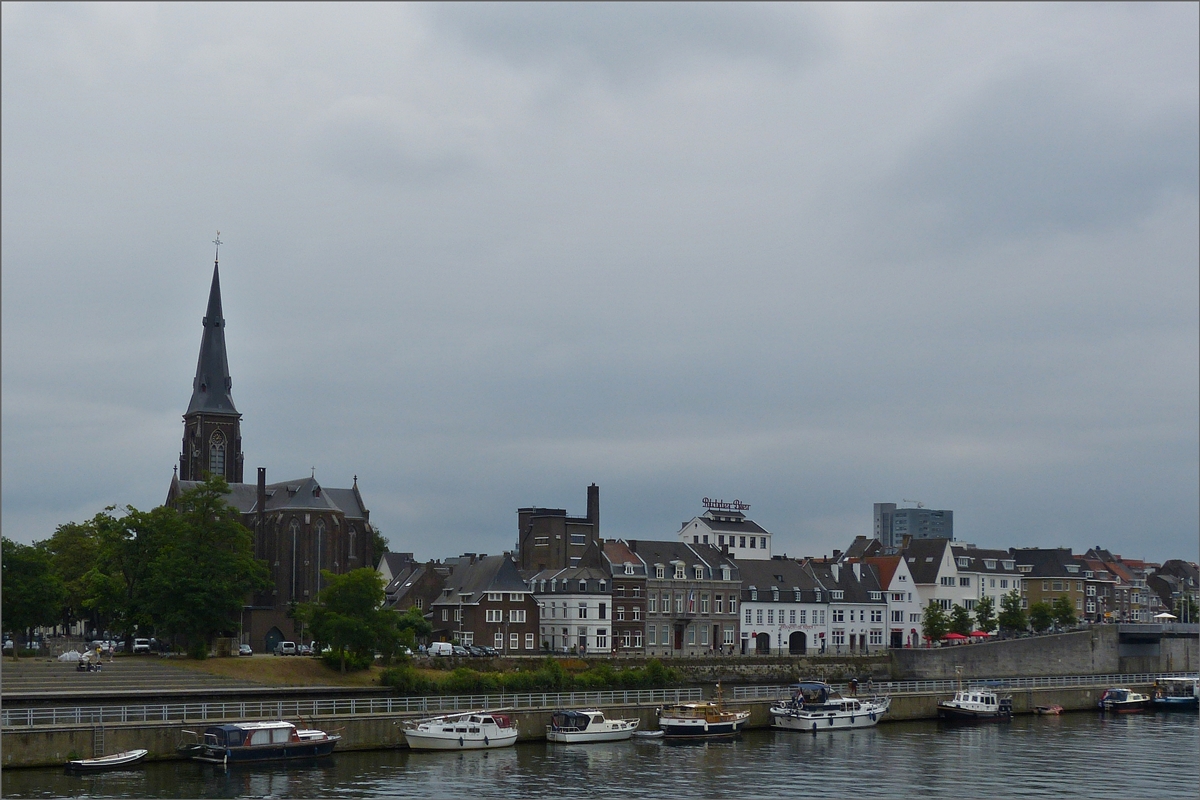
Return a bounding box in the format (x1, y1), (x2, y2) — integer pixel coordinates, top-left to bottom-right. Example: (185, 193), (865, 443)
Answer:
(587, 483), (600, 538)
(832, 549), (842, 562)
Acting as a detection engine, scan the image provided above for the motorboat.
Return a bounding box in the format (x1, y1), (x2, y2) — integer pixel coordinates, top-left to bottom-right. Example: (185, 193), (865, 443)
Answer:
(546, 709), (640, 743)
(937, 688), (1013, 722)
(66, 749), (148, 771)
(658, 685), (749, 739)
(770, 681), (891, 732)
(1098, 687), (1150, 713)
(191, 720), (340, 763)
(1033, 704), (1064, 715)
(402, 711), (518, 750)
(1151, 678), (1199, 711)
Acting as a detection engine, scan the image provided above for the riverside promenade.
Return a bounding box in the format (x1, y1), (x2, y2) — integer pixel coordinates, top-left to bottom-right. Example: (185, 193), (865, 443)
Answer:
(2, 656), (1190, 768)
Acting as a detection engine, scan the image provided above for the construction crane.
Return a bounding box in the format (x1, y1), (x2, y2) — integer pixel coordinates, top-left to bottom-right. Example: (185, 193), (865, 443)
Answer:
(902, 499), (925, 508)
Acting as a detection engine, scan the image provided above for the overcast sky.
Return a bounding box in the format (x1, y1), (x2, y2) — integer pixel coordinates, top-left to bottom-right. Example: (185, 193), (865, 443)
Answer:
(3, 3), (1197, 565)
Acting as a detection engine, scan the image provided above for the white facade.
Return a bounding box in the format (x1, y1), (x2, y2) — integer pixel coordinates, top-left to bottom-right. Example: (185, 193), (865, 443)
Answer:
(678, 508), (772, 561)
(740, 587), (827, 656)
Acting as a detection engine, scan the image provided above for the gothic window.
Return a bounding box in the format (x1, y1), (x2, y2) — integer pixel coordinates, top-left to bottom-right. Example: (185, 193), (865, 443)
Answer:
(209, 430), (226, 475)
(348, 527), (357, 560)
(289, 519), (301, 599)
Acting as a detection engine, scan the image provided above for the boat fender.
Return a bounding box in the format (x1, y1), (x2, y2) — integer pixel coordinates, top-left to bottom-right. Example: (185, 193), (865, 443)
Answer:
(484, 736), (489, 746)
(459, 737), (464, 747)
(829, 717), (834, 726)
(851, 716), (855, 724)
(869, 712), (876, 722)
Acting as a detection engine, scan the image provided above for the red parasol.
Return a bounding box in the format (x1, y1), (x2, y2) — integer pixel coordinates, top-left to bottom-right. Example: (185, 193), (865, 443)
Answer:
(943, 632), (969, 640)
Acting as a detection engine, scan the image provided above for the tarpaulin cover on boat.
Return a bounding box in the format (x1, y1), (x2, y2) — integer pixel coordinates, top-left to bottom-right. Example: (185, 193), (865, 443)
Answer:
(550, 711), (591, 730)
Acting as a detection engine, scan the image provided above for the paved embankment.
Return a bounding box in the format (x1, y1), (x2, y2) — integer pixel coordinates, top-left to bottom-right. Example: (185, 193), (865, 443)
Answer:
(2, 677), (1175, 768)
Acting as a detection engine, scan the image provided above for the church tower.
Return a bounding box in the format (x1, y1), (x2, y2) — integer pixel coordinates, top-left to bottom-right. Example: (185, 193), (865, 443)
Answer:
(179, 243), (244, 483)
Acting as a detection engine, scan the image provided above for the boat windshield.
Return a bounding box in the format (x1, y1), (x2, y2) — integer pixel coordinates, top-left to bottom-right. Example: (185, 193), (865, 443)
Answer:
(551, 711), (591, 730)
(790, 683), (829, 704)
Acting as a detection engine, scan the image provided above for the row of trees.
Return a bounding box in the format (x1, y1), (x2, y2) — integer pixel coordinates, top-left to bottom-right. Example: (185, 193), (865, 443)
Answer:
(921, 590), (1078, 641)
(3, 476), (271, 658)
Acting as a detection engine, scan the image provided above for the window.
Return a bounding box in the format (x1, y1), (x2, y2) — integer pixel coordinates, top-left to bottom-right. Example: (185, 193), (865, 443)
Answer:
(599, 603), (607, 619)
(625, 563), (634, 575)
(831, 591), (844, 600)
(772, 589), (779, 602)
(414, 598), (423, 609)
(722, 566), (731, 581)
(795, 590), (801, 602)
(749, 538), (756, 549)
(695, 566), (703, 580)
(454, 609), (462, 622)
(576, 581), (586, 592)
(1076, 581), (1083, 591)
(687, 626), (696, 645)
(957, 557), (970, 568)
(831, 629), (845, 646)
(632, 586), (641, 597)
(1000, 579), (1009, 589)
(871, 609), (883, 623)
(1042, 581), (1049, 591)
(740, 537), (746, 548)
(990, 579), (995, 588)
(789, 610), (796, 624)
(751, 588), (758, 601)
(209, 430), (226, 475)
(941, 577), (956, 587)
(938, 599), (952, 611)
(633, 606), (642, 621)
(715, 594), (723, 614)
(870, 591), (882, 601)
(700, 625), (709, 645)
(910, 613), (920, 623)
(615, 584), (625, 597)
(892, 610), (904, 622)
(959, 577), (970, 587)
(525, 633), (535, 650)
(599, 580), (606, 592)
(494, 632), (504, 648)
(646, 626), (654, 647)
(460, 632), (473, 646)
(760, 537), (767, 550)
(693, 535), (699, 544)
(832, 609), (844, 623)
(661, 626), (671, 645)
(510, 633), (519, 650)
(441, 609), (448, 622)
(617, 606), (625, 621)
(655, 565), (665, 579)
(675, 593), (684, 614)
(674, 564), (685, 580)
(1002, 561), (1015, 571)
(509, 609), (526, 623)
(578, 603), (589, 619)
(718, 535), (725, 546)
(570, 533), (587, 545)
(798, 610), (807, 624)
(1052, 581), (1064, 592)
(964, 599), (976, 611)
(633, 631), (643, 648)
(486, 609), (502, 623)
(745, 609), (753, 625)
(869, 630), (883, 646)
(1087, 585), (1096, 597)
(648, 594), (657, 613)
(756, 609), (764, 625)
(729, 597), (736, 614)
(486, 592), (502, 602)
(984, 559), (997, 569)
(767, 609), (774, 624)
(534, 537), (549, 547)
(723, 627), (734, 645)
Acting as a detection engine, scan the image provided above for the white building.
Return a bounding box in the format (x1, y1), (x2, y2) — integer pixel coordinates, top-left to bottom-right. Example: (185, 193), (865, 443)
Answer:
(525, 567), (612, 655)
(678, 501), (772, 560)
(737, 558), (827, 656)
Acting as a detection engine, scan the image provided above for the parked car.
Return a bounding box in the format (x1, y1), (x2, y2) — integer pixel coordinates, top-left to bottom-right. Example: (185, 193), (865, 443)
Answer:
(452, 645), (470, 657)
(133, 638), (151, 654)
(480, 646), (500, 657)
(2, 639), (13, 654)
(274, 641), (297, 656)
(427, 641), (454, 657)
(467, 645), (487, 657)
(238, 643), (253, 656)
(297, 643), (313, 656)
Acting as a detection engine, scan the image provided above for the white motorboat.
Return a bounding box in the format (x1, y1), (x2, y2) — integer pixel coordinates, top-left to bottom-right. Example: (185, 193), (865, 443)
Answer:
(771, 682), (891, 732)
(546, 709), (640, 743)
(937, 688), (1013, 722)
(403, 711), (518, 750)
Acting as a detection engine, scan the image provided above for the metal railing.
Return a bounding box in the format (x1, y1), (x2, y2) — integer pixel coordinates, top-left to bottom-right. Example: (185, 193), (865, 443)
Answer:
(729, 672), (1198, 701)
(0, 687), (703, 729)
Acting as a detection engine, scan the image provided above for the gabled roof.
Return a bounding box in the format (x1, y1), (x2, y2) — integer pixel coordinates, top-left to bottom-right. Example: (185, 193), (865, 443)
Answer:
(1010, 547), (1078, 579)
(844, 536), (881, 560)
(899, 538), (953, 584)
(432, 555), (528, 606)
(186, 263), (238, 416)
(682, 514), (769, 536)
(737, 558), (822, 600)
(625, 540), (739, 579)
(950, 545), (1019, 575)
(805, 561), (885, 603)
(167, 474), (368, 520)
(601, 540), (646, 576)
(862, 555), (901, 589)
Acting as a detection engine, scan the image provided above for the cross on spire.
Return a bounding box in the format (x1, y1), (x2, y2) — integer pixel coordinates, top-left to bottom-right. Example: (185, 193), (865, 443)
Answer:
(213, 231), (222, 265)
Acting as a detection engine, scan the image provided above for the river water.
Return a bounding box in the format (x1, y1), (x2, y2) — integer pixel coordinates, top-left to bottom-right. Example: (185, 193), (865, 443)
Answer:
(4, 711), (1196, 798)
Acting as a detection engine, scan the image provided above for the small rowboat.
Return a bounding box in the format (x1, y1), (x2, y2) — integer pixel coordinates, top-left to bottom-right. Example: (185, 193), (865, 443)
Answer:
(631, 729), (665, 739)
(66, 749), (149, 771)
(1034, 705), (1063, 715)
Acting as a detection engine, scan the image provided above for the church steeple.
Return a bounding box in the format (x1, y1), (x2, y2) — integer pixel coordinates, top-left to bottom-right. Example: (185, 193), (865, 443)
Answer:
(180, 234), (244, 483)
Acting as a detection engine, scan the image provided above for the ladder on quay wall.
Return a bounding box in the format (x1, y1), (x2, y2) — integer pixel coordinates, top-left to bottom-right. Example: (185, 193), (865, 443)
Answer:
(92, 722), (104, 757)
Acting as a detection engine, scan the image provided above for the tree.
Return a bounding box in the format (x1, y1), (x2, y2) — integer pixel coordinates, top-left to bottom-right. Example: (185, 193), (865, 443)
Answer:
(973, 595), (997, 634)
(371, 527), (389, 568)
(44, 520), (100, 634)
(2, 538), (66, 658)
(1176, 596), (1199, 624)
(1051, 596), (1077, 628)
(396, 605), (432, 650)
(1028, 601), (1055, 632)
(147, 476), (271, 657)
(296, 567), (400, 672)
(998, 589), (1027, 633)
(922, 602), (950, 642)
(949, 604), (973, 636)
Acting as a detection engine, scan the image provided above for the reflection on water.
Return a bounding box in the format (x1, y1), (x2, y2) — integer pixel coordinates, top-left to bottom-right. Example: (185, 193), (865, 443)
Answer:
(4, 712), (1196, 799)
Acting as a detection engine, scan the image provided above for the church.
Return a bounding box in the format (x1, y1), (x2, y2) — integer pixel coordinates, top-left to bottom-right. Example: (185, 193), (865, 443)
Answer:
(166, 248), (375, 654)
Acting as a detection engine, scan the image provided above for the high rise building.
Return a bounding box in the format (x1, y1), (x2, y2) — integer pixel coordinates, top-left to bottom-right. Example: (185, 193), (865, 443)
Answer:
(873, 502), (952, 550)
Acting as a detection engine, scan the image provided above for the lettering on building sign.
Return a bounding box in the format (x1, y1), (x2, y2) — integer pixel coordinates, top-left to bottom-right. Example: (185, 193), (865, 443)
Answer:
(702, 498), (750, 512)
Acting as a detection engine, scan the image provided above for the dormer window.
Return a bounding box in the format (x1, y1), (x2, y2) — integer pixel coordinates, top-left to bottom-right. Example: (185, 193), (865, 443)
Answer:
(984, 559), (997, 569)
(599, 580), (606, 592)
(674, 564), (685, 580)
(694, 566), (703, 580)
(1066, 565), (1079, 574)
(1018, 565), (1032, 573)
(870, 591), (882, 601)
(814, 591), (822, 602)
(771, 588), (779, 601)
(579, 580), (588, 592)
(655, 565), (665, 579)
(794, 590), (801, 602)
(831, 590), (844, 600)
(749, 586), (757, 601)
(957, 557), (970, 568)
(624, 563), (634, 575)
(1001, 560), (1015, 570)
(721, 566), (731, 581)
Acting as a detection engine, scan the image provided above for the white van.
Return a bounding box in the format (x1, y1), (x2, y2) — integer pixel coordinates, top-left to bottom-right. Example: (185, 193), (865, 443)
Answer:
(274, 641), (297, 656)
(427, 641), (454, 657)
(132, 638), (151, 654)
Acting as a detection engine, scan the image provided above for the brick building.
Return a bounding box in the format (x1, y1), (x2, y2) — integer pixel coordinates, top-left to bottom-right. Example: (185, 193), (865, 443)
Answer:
(431, 554), (539, 654)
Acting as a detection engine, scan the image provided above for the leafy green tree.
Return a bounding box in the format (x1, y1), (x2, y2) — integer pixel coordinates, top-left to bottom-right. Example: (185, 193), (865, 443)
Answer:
(371, 527), (389, 567)
(973, 595), (997, 634)
(998, 589), (1027, 633)
(1051, 596), (1077, 628)
(147, 476), (271, 657)
(1028, 601), (1054, 632)
(2, 538), (66, 658)
(396, 605), (432, 650)
(1176, 596), (1199, 624)
(44, 521), (100, 634)
(297, 567), (400, 672)
(949, 604), (973, 636)
(922, 602), (950, 642)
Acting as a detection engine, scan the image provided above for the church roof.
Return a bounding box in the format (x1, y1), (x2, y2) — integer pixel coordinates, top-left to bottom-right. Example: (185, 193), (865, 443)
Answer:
(186, 262), (238, 416)
(168, 475), (368, 520)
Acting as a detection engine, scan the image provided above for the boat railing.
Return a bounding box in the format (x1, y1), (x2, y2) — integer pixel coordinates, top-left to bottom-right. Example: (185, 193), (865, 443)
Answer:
(0, 687), (703, 729)
(728, 671), (1198, 701)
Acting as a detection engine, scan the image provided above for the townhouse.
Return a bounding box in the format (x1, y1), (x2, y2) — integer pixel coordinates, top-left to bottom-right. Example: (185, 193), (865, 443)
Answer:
(951, 545), (1022, 613)
(1010, 548), (1088, 621)
(736, 557), (827, 656)
(525, 566), (612, 655)
(862, 554), (923, 647)
(430, 554), (540, 654)
(601, 540), (648, 656)
(806, 560), (888, 654)
(626, 539), (741, 657)
(901, 538), (980, 613)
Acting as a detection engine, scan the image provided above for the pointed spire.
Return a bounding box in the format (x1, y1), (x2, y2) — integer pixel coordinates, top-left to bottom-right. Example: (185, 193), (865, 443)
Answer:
(186, 255), (238, 415)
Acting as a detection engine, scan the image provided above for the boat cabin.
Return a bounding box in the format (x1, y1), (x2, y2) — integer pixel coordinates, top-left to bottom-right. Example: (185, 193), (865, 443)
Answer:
(203, 721), (299, 748)
(430, 714), (512, 734)
(550, 711), (601, 731)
